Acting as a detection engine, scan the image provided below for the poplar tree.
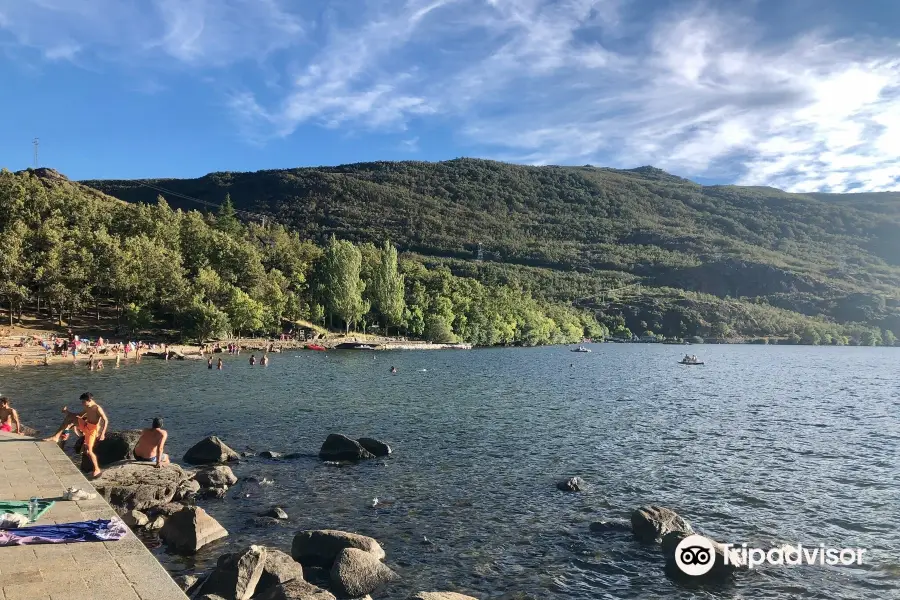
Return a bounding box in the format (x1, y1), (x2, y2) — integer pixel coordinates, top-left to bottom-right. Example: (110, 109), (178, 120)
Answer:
(322, 235), (368, 333)
(371, 240), (406, 335)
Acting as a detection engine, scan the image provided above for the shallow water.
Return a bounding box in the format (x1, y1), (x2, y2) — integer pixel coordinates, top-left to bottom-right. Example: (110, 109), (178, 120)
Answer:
(3, 344), (899, 599)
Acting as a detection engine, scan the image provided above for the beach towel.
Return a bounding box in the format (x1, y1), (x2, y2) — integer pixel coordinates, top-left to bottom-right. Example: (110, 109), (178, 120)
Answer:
(0, 500), (55, 521)
(0, 518), (127, 545)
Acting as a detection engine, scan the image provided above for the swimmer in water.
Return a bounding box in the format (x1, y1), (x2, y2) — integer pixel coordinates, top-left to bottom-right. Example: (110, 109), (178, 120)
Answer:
(390, 366), (397, 374)
(207, 357), (213, 369)
(217, 358), (224, 370)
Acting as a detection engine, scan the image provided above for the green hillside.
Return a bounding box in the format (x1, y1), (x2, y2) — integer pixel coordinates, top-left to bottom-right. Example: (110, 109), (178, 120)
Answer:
(81, 159), (900, 343)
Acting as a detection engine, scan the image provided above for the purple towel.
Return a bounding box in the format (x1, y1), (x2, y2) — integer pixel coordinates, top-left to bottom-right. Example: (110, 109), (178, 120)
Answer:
(0, 518), (127, 545)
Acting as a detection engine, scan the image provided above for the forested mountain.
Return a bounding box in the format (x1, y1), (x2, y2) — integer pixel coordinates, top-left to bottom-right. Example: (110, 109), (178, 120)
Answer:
(82, 159), (900, 344)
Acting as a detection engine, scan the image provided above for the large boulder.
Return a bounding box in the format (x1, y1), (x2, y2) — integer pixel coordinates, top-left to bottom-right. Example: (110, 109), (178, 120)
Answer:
(256, 549), (304, 596)
(200, 545), (267, 600)
(92, 462), (191, 511)
(159, 506), (228, 553)
(631, 505), (693, 543)
(357, 438), (391, 457)
(661, 531), (745, 580)
(556, 476), (584, 492)
(410, 594), (480, 600)
(318, 434), (375, 462)
(76, 429), (143, 470)
(184, 436), (240, 465)
(330, 548), (399, 598)
(253, 579), (336, 600)
(196, 465), (238, 487)
(291, 530), (385, 568)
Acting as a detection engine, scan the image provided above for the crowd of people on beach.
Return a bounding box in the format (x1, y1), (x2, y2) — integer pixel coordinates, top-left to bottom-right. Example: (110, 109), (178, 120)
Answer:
(1, 392), (170, 479)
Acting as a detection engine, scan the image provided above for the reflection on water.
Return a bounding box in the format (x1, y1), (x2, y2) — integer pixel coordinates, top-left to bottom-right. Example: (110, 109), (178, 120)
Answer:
(3, 344), (899, 599)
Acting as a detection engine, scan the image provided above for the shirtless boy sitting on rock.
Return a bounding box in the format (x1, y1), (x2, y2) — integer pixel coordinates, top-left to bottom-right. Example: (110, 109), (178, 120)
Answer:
(44, 392), (108, 477)
(134, 417), (169, 468)
(0, 397), (22, 434)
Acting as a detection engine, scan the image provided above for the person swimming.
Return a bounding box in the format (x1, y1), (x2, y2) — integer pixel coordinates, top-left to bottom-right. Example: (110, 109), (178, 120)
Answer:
(261, 354), (269, 366)
(390, 366), (397, 373)
(249, 354), (256, 366)
(207, 357), (213, 369)
(217, 358), (224, 370)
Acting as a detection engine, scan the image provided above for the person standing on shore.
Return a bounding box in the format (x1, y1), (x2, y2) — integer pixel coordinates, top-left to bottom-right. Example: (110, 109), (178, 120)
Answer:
(43, 393), (108, 477)
(0, 397), (22, 434)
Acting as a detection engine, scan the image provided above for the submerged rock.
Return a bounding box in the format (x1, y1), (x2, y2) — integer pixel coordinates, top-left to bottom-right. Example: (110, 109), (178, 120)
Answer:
(410, 594), (480, 600)
(631, 505), (693, 543)
(291, 530), (385, 568)
(330, 547), (399, 598)
(260, 451), (283, 459)
(588, 519), (632, 533)
(196, 465), (238, 487)
(318, 434), (375, 462)
(262, 507), (289, 520)
(184, 436), (240, 465)
(556, 477), (584, 492)
(93, 461), (190, 511)
(174, 574), (199, 592)
(200, 545), (267, 600)
(202, 486), (229, 500)
(251, 517), (284, 528)
(661, 531), (745, 580)
(357, 438), (392, 457)
(159, 506), (228, 553)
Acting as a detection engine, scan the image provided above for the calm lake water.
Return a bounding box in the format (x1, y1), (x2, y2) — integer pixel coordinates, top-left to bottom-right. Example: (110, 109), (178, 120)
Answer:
(2, 344), (899, 599)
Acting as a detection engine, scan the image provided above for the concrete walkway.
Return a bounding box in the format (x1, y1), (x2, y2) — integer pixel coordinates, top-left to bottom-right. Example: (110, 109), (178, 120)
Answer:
(0, 432), (188, 600)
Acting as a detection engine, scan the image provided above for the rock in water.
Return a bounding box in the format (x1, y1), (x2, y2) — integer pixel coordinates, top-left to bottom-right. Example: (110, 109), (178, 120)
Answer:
(93, 462), (191, 511)
(262, 507), (289, 520)
(631, 505), (693, 543)
(357, 438), (392, 457)
(122, 509), (149, 529)
(253, 579), (336, 600)
(410, 594), (480, 600)
(196, 465), (238, 487)
(588, 519), (632, 533)
(252, 517), (284, 528)
(256, 548), (305, 596)
(318, 434), (375, 462)
(174, 574), (199, 592)
(202, 486), (229, 499)
(75, 429), (143, 470)
(160, 506), (228, 553)
(330, 548), (399, 598)
(260, 451), (282, 459)
(201, 545), (268, 600)
(661, 531), (745, 580)
(291, 530), (385, 567)
(184, 436), (240, 465)
(556, 476), (584, 492)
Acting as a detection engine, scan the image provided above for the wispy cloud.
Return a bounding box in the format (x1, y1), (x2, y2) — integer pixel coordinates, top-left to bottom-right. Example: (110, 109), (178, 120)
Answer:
(400, 136), (420, 152)
(2, 0), (899, 192)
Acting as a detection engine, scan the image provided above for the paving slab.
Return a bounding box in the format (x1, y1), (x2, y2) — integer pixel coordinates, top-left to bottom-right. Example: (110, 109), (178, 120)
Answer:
(0, 432), (187, 600)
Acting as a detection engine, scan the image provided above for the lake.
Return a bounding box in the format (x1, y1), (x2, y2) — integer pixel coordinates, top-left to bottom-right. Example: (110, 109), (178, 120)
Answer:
(2, 344), (898, 599)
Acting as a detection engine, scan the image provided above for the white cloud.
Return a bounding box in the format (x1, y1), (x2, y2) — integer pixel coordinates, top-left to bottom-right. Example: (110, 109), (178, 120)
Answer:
(2, 0), (900, 192)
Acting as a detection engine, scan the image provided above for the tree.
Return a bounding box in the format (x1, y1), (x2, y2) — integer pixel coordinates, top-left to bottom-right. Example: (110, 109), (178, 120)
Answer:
(370, 241), (406, 334)
(800, 325), (821, 345)
(226, 287), (265, 336)
(882, 329), (897, 347)
(0, 222), (29, 325)
(216, 193), (242, 236)
(321, 236), (368, 333)
(859, 330), (878, 346)
(424, 314), (456, 343)
(180, 301), (230, 343)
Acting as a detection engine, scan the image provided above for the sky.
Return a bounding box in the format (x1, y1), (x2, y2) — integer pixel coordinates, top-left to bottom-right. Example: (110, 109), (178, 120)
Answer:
(1, 0), (899, 192)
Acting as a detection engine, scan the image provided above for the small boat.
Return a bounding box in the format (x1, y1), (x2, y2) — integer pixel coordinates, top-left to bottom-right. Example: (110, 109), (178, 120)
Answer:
(305, 344), (327, 351)
(571, 346), (592, 353)
(335, 342), (377, 350)
(679, 358), (704, 365)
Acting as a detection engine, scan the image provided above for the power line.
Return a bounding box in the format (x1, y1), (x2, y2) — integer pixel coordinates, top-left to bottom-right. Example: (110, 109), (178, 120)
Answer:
(134, 180), (269, 221)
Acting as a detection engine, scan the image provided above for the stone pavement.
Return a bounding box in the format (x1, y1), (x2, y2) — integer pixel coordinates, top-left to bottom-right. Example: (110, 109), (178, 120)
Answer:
(0, 431), (188, 600)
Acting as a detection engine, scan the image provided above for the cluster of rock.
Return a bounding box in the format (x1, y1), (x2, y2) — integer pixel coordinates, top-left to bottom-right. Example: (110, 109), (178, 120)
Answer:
(177, 529), (476, 600)
(91, 434), (241, 553)
(318, 434), (391, 462)
(590, 504), (746, 582)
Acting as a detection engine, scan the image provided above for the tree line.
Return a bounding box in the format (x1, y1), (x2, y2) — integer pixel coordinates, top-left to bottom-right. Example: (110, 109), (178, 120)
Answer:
(0, 169), (602, 346)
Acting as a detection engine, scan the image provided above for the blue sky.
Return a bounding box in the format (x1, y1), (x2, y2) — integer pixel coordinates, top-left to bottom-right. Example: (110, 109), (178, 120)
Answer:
(1, 0), (899, 192)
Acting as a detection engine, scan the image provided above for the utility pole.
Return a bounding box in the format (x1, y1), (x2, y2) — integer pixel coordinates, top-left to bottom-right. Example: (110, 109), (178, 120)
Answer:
(32, 138), (39, 167)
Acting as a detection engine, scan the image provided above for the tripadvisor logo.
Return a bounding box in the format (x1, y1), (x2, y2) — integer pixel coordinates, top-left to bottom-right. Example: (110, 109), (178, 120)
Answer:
(674, 534), (867, 576)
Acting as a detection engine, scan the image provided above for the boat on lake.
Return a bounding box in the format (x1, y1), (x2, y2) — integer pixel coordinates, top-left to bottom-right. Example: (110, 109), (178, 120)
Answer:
(335, 342), (378, 350)
(679, 354), (703, 365)
(571, 346), (591, 353)
(305, 344), (327, 351)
